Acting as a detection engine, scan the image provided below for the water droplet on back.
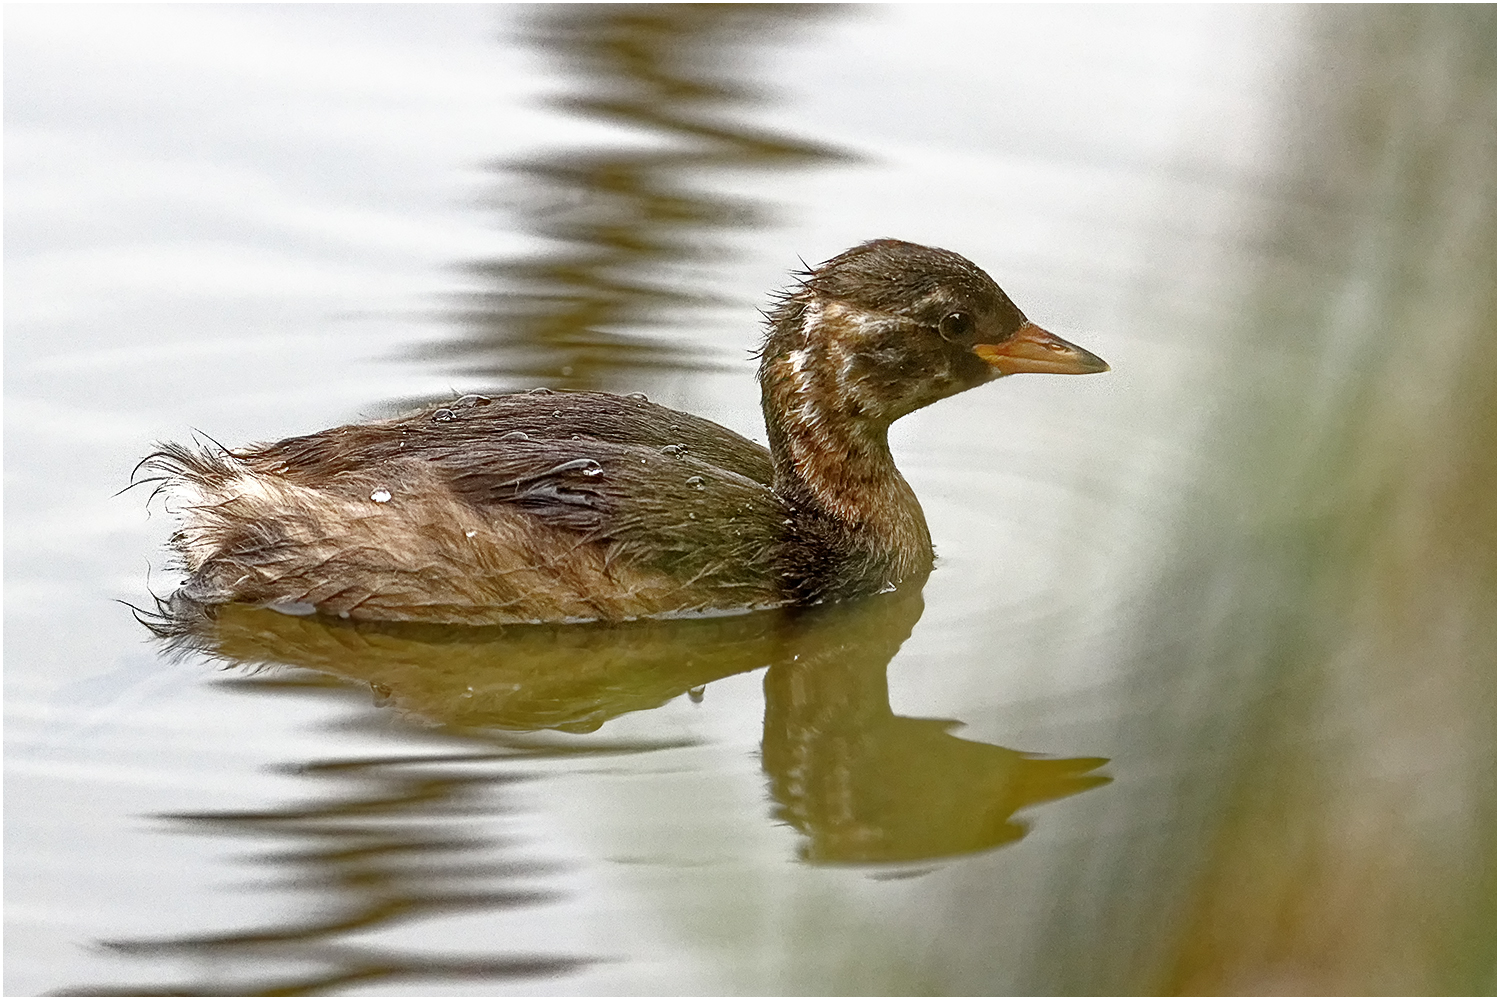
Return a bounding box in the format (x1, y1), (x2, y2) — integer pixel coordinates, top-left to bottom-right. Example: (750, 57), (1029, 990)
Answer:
(528, 387), (553, 395)
(501, 430), (530, 441)
(661, 444), (685, 456)
(626, 392), (648, 402)
(432, 408), (456, 423)
(686, 476), (705, 490)
(371, 489), (393, 503)
(454, 394), (491, 408)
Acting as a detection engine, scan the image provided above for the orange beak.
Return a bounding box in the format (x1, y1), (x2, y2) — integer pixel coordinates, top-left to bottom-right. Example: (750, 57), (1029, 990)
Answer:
(973, 321), (1109, 376)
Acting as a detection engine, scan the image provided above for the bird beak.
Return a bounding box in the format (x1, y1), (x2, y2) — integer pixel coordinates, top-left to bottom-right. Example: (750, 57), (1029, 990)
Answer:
(973, 322), (1110, 376)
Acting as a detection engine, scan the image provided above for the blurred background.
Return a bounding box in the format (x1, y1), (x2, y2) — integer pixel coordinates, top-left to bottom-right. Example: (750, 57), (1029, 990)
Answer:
(6, 5), (1493, 995)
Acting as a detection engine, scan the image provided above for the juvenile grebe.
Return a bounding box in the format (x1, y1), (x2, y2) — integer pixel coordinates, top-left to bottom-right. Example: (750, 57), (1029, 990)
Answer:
(140, 239), (1107, 625)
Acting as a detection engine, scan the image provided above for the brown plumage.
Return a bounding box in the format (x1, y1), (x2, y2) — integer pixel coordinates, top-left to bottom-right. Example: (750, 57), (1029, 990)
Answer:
(138, 240), (1108, 626)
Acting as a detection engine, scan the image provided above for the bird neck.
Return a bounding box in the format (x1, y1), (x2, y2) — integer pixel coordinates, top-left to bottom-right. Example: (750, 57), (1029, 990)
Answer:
(758, 299), (934, 575)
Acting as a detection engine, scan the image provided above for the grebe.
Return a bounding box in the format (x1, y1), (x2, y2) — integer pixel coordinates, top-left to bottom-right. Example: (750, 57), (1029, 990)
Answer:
(140, 239), (1107, 625)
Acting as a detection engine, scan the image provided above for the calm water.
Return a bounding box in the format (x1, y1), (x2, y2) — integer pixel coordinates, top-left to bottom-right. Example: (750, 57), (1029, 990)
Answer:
(6, 6), (1493, 995)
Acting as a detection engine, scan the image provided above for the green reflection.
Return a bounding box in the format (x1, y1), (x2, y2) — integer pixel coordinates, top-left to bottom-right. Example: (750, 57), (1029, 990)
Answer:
(762, 607), (1110, 864)
(154, 581), (1109, 867)
(101, 582), (1111, 992)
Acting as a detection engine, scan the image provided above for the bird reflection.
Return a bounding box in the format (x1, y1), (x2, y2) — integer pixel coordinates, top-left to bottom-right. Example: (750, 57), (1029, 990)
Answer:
(149, 581), (1109, 866)
(95, 582), (1107, 992)
(437, 4), (855, 390)
(762, 600), (1112, 863)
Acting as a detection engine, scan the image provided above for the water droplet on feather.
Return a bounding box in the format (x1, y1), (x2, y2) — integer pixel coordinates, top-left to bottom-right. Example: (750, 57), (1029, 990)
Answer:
(454, 394), (491, 408)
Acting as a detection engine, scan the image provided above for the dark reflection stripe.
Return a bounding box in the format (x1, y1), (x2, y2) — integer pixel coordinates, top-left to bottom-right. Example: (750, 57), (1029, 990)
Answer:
(428, 4), (858, 392)
(55, 694), (670, 996)
(55, 948), (593, 997)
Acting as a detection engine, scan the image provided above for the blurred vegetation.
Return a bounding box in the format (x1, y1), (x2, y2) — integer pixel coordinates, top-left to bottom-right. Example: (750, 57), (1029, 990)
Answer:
(1019, 7), (1495, 994)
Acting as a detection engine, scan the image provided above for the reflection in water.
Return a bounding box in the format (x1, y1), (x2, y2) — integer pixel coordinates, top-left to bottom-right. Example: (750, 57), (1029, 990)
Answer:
(61, 676), (674, 996)
(438, 5), (854, 390)
(763, 628), (1109, 864)
(95, 587), (1111, 989)
(144, 582), (1108, 858)
(169, 601), (791, 733)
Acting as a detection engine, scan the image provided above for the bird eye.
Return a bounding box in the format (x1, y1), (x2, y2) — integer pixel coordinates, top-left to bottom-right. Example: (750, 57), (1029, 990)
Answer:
(938, 312), (974, 341)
